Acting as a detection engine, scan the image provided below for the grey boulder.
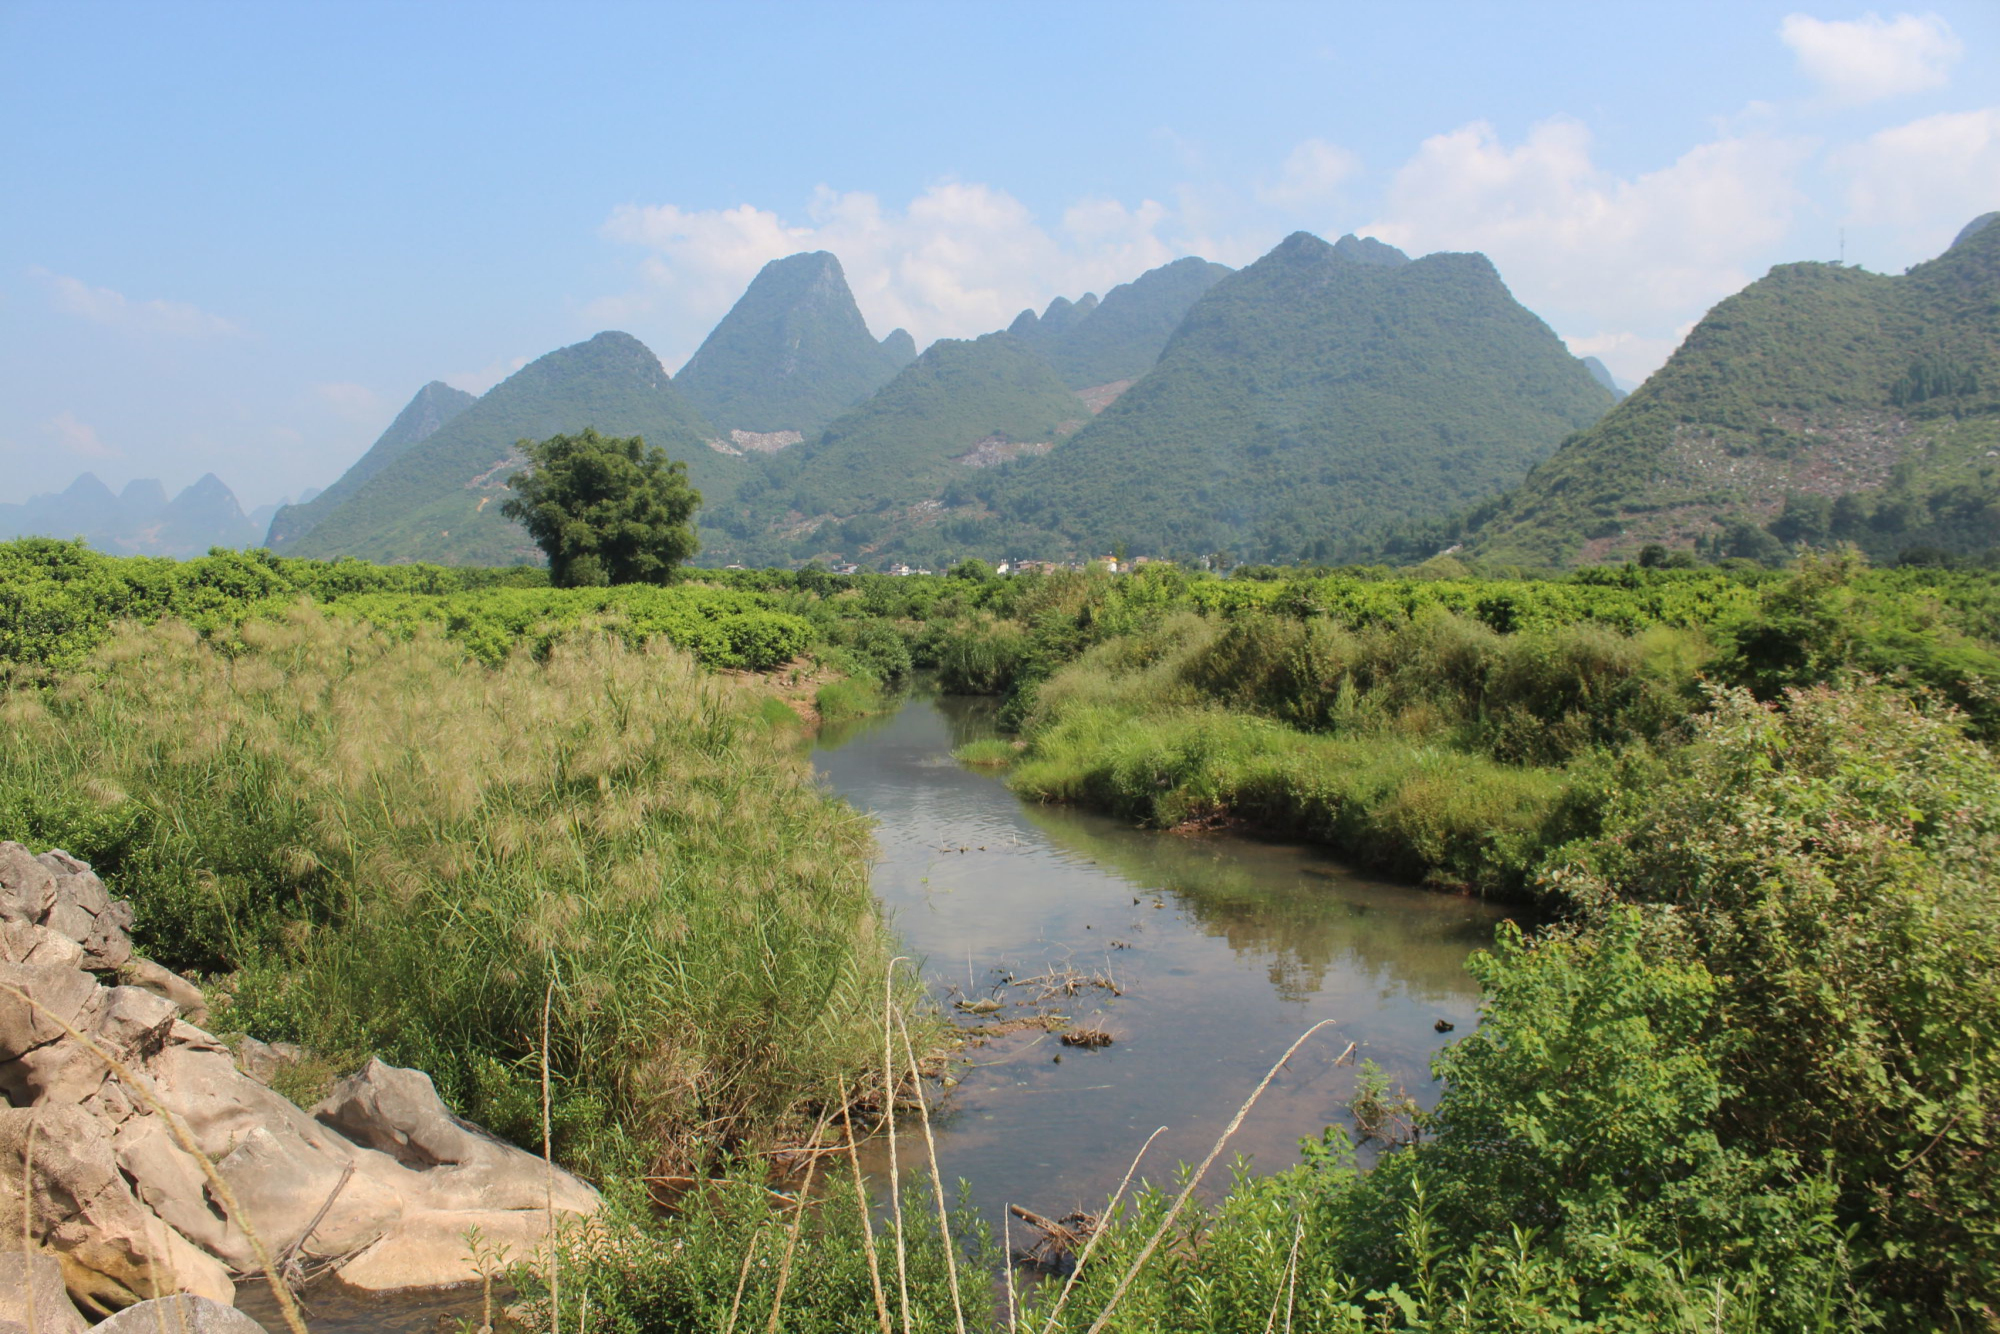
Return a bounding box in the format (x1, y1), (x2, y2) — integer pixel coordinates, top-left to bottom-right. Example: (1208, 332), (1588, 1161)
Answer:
(94, 1295), (269, 1333)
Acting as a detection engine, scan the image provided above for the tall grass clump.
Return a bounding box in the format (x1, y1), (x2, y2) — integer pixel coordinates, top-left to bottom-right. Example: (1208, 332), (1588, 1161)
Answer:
(1003, 611), (1638, 895)
(518, 1171), (997, 1334)
(0, 606), (907, 1171)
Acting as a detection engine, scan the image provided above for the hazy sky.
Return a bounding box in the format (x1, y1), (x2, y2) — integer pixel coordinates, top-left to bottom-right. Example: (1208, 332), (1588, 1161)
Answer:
(5, 1), (1997, 508)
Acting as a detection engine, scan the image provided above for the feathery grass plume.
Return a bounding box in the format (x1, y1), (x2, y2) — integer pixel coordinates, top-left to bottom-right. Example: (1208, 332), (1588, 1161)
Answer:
(0, 606), (910, 1175)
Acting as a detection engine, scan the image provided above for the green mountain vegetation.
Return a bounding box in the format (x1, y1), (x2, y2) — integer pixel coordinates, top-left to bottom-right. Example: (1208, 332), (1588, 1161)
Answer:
(280, 331), (734, 565)
(672, 250), (907, 436)
(705, 332), (1088, 563)
(975, 231), (1614, 564)
(1457, 213), (2000, 567)
(266, 380), (475, 547)
(1008, 255), (1234, 389)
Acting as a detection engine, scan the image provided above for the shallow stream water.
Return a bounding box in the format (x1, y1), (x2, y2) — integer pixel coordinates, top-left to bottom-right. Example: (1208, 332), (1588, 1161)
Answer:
(238, 688), (1504, 1328)
(814, 692), (1506, 1224)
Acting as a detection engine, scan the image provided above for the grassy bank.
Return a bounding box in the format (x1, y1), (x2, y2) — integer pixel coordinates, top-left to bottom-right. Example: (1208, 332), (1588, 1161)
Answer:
(0, 607), (907, 1172)
(991, 556), (2000, 899)
(514, 681), (1999, 1331)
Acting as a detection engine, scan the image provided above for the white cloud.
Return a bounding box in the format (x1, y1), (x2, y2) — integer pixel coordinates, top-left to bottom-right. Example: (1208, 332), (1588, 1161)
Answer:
(595, 180), (1192, 368)
(1837, 107), (2000, 251)
(32, 268), (240, 338)
(1258, 138), (1362, 206)
(1781, 12), (1961, 104)
(47, 411), (118, 461)
(312, 382), (386, 425)
(1364, 117), (1808, 379)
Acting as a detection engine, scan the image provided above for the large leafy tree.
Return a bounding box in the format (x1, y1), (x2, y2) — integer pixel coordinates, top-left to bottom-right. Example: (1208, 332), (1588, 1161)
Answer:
(502, 429), (701, 586)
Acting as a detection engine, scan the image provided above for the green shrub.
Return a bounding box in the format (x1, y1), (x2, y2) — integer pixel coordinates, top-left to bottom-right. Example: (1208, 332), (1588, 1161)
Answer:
(1552, 683), (2000, 1322)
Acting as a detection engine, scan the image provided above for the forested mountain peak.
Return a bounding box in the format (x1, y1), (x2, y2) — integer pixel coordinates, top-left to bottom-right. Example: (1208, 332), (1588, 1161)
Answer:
(881, 327), (918, 367)
(1454, 215), (2000, 567)
(266, 378), (475, 546)
(279, 330), (729, 566)
(1581, 356), (1625, 399)
(0, 470), (259, 555)
(1001, 256), (1233, 390)
(1332, 233), (1411, 266)
(673, 250), (905, 436)
(700, 331), (1088, 565)
(980, 229), (1613, 564)
(1951, 211), (1997, 251)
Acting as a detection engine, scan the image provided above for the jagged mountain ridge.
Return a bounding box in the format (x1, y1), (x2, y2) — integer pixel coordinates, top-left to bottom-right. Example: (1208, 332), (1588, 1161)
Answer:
(1459, 212), (2000, 567)
(1004, 257), (1233, 390)
(262, 234), (1613, 570)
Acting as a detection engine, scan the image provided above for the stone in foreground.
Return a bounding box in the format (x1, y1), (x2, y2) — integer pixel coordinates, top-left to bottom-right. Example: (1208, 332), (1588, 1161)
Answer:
(0, 841), (600, 1314)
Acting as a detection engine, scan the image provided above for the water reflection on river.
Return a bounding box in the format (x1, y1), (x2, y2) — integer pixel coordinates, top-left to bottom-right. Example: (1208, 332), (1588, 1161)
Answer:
(814, 693), (1507, 1222)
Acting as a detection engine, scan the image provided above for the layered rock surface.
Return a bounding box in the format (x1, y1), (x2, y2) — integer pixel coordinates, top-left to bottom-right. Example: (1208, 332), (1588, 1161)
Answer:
(0, 841), (598, 1315)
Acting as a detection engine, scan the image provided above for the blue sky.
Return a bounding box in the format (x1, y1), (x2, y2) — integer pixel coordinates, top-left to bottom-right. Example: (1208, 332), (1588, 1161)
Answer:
(4, 0), (1997, 509)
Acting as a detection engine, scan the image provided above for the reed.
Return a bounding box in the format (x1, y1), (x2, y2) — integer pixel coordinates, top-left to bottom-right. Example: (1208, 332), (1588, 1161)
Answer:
(0, 607), (908, 1173)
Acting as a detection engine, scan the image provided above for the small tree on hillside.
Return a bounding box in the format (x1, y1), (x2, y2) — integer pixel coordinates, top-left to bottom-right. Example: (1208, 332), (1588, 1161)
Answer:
(502, 428), (701, 586)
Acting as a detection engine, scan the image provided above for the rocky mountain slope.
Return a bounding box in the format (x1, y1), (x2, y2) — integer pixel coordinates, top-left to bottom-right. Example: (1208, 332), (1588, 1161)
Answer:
(1459, 211), (2000, 566)
(706, 332), (1088, 563)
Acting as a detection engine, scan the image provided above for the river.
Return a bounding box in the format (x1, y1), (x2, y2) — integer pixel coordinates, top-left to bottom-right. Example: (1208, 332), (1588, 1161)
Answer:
(814, 691), (1506, 1224)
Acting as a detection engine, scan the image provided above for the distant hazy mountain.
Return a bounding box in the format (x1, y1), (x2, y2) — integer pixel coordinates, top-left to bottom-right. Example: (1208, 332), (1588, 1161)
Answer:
(707, 333), (1087, 563)
(673, 251), (906, 436)
(881, 328), (919, 368)
(154, 474), (260, 554)
(281, 331), (730, 565)
(1458, 213), (2000, 566)
(1580, 356), (1627, 400)
(0, 472), (259, 556)
(267, 380), (474, 547)
(1008, 257), (1235, 391)
(973, 232), (1613, 563)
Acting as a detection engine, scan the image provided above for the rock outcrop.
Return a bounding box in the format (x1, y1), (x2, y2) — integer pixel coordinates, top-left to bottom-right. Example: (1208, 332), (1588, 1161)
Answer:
(0, 842), (599, 1316)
